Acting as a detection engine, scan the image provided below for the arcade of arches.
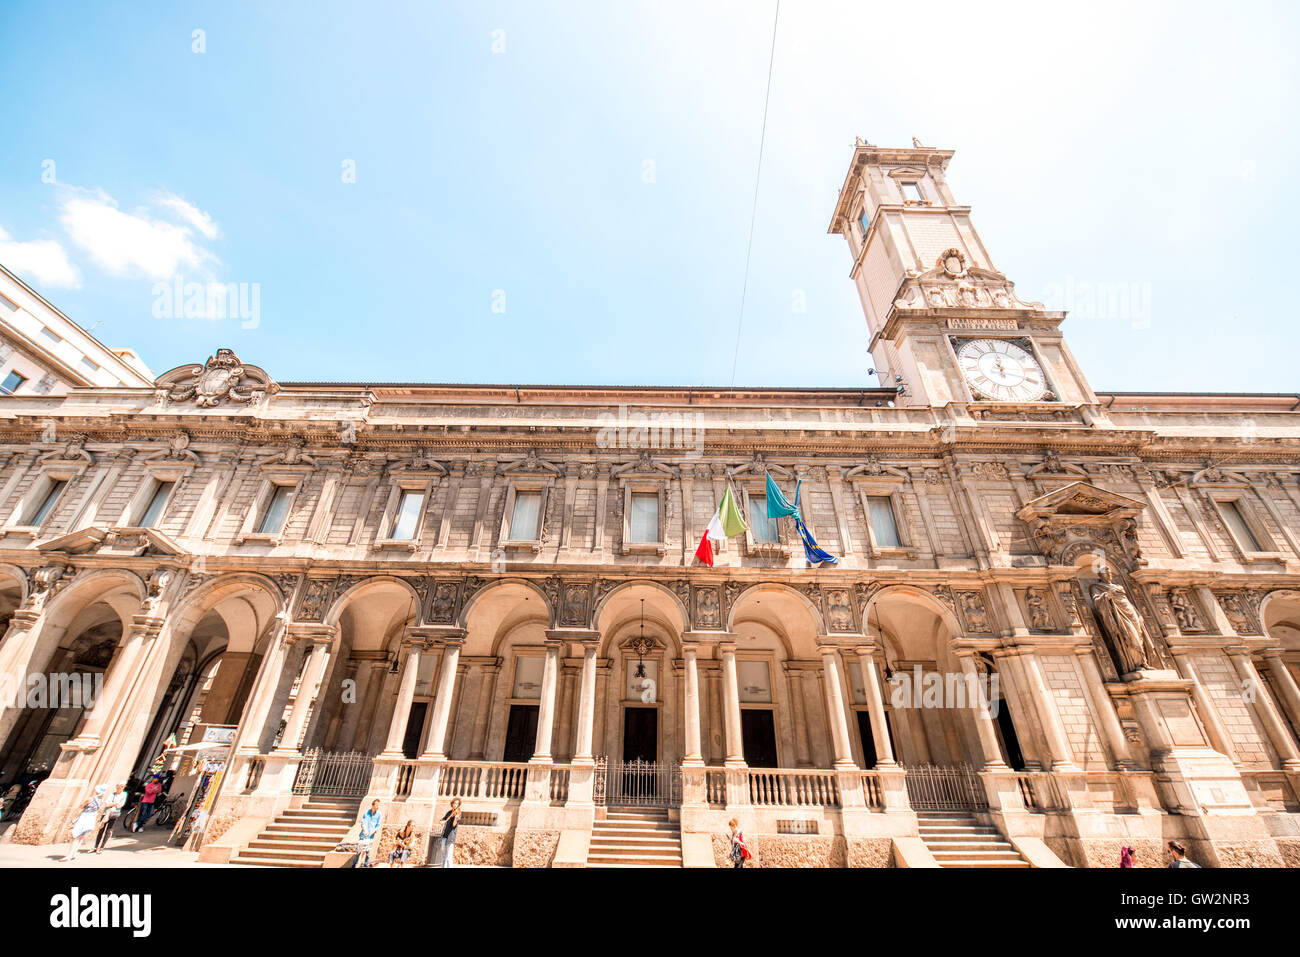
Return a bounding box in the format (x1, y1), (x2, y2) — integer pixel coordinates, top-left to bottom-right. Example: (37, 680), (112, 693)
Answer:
(3, 562), (1300, 869)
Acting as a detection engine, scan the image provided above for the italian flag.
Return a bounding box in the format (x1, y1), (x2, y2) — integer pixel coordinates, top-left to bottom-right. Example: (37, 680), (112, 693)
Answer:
(694, 486), (749, 567)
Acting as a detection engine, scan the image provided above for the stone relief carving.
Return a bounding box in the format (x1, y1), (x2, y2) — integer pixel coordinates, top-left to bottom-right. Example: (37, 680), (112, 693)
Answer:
(1169, 589), (1204, 633)
(826, 588), (855, 633)
(1215, 591), (1259, 635)
(155, 349), (279, 408)
(956, 591), (992, 633)
(560, 582), (590, 627)
(297, 578), (335, 622)
(1025, 588), (1052, 631)
(694, 586), (722, 630)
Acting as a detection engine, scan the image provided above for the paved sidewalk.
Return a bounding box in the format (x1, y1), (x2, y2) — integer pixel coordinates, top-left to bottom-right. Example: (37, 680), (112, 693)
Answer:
(0, 819), (250, 868)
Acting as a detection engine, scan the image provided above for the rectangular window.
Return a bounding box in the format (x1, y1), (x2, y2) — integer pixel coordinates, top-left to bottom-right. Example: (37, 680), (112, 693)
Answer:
(0, 292), (17, 314)
(512, 656), (545, 699)
(749, 493), (779, 543)
(1219, 500), (1262, 551)
(26, 479), (67, 526)
(508, 490), (542, 541)
(139, 480), (174, 528)
(902, 182), (924, 202)
(0, 370), (26, 394)
(859, 209), (871, 236)
(256, 484), (294, 535)
(390, 489), (425, 540)
(866, 495), (902, 547)
(629, 492), (659, 543)
(737, 660), (772, 703)
(38, 326), (61, 346)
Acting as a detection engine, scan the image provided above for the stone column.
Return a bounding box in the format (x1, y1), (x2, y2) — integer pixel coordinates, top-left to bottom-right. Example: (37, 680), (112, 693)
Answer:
(531, 639), (562, 762)
(468, 661), (500, 760)
(421, 639), (463, 760)
(232, 626), (295, 753)
(956, 650), (1007, 770)
(1227, 647), (1300, 770)
(682, 644), (704, 766)
(573, 643), (598, 763)
(335, 657), (383, 751)
(1074, 645), (1136, 768)
(555, 661), (577, 762)
(1262, 650), (1300, 738)
(719, 642), (746, 768)
(380, 642), (423, 757)
(276, 639), (332, 753)
(785, 664), (812, 767)
(67, 614), (163, 747)
(1018, 648), (1080, 772)
(818, 646), (858, 770)
(854, 646), (897, 767)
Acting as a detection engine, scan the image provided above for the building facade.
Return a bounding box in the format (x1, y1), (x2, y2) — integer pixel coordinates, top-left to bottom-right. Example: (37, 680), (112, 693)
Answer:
(1, 143), (1298, 868)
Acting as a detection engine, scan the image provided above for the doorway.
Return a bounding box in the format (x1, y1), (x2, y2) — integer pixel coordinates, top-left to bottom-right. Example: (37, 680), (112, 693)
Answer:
(401, 702), (427, 759)
(741, 709), (778, 767)
(502, 704), (539, 763)
(855, 709), (898, 769)
(622, 707), (658, 762)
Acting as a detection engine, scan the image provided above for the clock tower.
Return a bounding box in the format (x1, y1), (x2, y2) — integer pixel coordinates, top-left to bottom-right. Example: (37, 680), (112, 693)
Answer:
(828, 140), (1098, 410)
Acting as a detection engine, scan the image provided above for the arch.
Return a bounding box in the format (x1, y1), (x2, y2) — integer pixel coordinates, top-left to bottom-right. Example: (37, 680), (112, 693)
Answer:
(325, 575), (422, 631)
(726, 582), (826, 656)
(166, 572), (285, 656)
(592, 580), (688, 635)
(0, 563), (29, 603)
(861, 584), (964, 645)
(1260, 589), (1300, 651)
(457, 577), (554, 631)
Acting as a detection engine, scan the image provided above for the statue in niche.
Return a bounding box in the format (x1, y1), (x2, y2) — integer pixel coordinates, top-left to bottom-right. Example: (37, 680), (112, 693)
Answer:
(1089, 567), (1153, 676)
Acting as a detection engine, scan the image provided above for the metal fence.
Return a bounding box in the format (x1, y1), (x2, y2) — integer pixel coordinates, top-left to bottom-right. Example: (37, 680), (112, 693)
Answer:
(291, 749), (375, 797)
(903, 764), (989, 810)
(594, 757), (682, 808)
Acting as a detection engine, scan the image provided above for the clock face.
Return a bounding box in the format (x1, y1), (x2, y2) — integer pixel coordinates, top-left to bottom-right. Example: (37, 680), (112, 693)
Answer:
(956, 338), (1049, 401)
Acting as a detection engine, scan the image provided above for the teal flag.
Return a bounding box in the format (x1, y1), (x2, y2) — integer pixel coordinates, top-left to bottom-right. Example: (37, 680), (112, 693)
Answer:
(765, 472), (800, 519)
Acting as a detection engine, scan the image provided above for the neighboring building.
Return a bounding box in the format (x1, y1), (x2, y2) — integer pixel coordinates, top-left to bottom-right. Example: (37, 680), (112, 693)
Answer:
(0, 143), (1298, 868)
(0, 264), (154, 397)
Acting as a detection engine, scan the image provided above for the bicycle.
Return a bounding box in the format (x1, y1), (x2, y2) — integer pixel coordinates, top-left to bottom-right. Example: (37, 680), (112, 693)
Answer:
(154, 791), (186, 828)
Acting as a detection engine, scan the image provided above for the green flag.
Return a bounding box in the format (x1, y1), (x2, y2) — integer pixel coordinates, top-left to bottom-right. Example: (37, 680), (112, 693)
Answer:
(718, 485), (749, 538)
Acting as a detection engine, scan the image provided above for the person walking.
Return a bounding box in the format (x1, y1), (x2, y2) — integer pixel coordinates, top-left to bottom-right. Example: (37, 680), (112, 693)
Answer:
(355, 799), (382, 868)
(439, 797), (462, 868)
(388, 820), (415, 868)
(727, 818), (751, 869)
(1167, 841), (1201, 868)
(1119, 845), (1135, 868)
(61, 788), (103, 861)
(94, 783), (127, 853)
(133, 775), (163, 832)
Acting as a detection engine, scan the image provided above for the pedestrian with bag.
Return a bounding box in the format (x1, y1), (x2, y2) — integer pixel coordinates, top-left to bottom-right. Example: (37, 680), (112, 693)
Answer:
(728, 818), (751, 869)
(439, 797), (462, 868)
(61, 787), (103, 861)
(94, 782), (127, 853)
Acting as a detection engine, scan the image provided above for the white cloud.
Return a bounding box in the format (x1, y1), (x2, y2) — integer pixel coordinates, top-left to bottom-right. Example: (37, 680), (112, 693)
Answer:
(58, 188), (218, 281)
(154, 191), (220, 240)
(0, 226), (82, 289)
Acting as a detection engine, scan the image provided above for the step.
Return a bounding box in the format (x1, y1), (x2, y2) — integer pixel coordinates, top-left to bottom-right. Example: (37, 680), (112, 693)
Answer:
(931, 848), (1024, 860)
(919, 828), (1004, 838)
(938, 860), (1032, 869)
(230, 855), (320, 868)
(589, 845), (683, 858)
(926, 840), (1016, 852)
(591, 824), (680, 836)
(263, 826), (351, 840)
(588, 859), (683, 867)
(247, 838), (342, 852)
(590, 835), (682, 848)
(280, 809), (356, 820)
(239, 847), (331, 863)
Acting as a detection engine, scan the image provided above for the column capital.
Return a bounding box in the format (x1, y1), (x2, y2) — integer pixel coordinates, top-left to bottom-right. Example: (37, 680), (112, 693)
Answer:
(681, 630), (738, 643)
(406, 625), (466, 644)
(852, 642), (882, 658)
(285, 622), (337, 644)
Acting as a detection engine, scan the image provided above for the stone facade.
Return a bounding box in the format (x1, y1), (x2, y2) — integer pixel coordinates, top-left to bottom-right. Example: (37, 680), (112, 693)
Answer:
(0, 142), (1297, 868)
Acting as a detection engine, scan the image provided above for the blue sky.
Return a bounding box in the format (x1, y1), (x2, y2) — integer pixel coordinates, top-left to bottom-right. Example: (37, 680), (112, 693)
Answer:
(1, 0), (1297, 392)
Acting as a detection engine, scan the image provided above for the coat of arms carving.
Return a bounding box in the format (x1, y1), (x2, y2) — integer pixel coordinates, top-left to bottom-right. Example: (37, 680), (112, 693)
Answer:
(155, 349), (279, 408)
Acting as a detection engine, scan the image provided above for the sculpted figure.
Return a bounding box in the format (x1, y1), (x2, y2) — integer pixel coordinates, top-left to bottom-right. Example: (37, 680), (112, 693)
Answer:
(1089, 568), (1152, 675)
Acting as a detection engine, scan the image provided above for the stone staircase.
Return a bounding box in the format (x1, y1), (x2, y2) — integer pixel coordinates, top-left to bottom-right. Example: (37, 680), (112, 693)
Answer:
(916, 810), (1031, 868)
(231, 798), (361, 868)
(586, 807), (683, 868)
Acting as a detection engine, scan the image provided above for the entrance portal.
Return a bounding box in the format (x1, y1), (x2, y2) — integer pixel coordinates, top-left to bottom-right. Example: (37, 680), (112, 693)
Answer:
(502, 704), (538, 763)
(622, 707), (657, 762)
(741, 709), (778, 767)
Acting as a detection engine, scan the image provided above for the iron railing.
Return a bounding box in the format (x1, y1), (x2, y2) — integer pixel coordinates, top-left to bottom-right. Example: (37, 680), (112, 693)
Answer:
(903, 763), (989, 810)
(291, 748), (375, 797)
(595, 757), (681, 808)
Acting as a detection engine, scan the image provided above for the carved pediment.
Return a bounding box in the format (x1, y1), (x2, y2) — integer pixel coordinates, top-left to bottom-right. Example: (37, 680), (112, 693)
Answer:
(612, 451), (675, 478)
(500, 450), (562, 476)
(37, 525), (187, 558)
(1016, 482), (1144, 524)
